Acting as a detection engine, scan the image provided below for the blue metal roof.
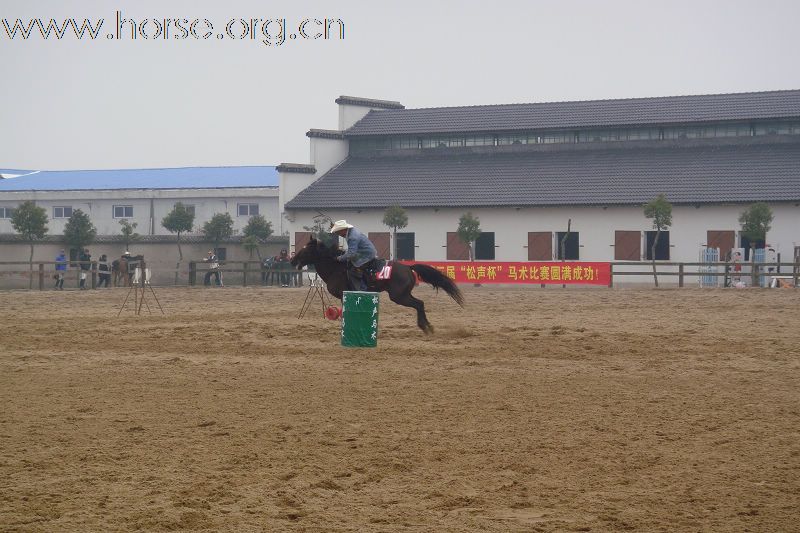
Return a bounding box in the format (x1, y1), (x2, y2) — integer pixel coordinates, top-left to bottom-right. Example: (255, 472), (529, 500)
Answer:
(0, 166), (278, 191)
(0, 169), (34, 176)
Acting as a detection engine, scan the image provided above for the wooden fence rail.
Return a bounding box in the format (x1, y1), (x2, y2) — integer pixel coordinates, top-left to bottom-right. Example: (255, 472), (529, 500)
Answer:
(1, 260), (797, 289)
(608, 261), (800, 288)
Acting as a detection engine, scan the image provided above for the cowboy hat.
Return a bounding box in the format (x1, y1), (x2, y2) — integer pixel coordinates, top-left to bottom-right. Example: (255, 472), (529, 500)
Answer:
(329, 220), (353, 233)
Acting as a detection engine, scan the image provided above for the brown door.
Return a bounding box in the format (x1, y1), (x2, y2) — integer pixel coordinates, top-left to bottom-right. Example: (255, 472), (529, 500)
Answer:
(527, 232), (553, 260)
(707, 230), (735, 261)
(446, 232), (470, 260)
(368, 232), (391, 259)
(294, 231), (312, 252)
(614, 230), (641, 260)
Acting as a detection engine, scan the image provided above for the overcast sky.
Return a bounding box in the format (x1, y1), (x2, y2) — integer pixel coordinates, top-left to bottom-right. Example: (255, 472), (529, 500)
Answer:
(2, 0), (799, 170)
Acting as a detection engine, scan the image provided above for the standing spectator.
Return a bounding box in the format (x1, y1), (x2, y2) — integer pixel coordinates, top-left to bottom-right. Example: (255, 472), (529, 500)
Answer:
(79, 248), (92, 290)
(289, 251), (300, 287)
(274, 248), (290, 287)
(97, 254), (111, 288)
(203, 250), (221, 286)
(54, 249), (67, 290)
(732, 250), (743, 284)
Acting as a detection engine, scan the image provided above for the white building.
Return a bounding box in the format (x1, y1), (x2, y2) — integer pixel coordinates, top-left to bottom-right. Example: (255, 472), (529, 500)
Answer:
(279, 92), (800, 266)
(0, 166), (281, 237)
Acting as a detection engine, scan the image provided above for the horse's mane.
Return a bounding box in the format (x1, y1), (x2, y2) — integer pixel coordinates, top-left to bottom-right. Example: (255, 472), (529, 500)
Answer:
(315, 239), (343, 261)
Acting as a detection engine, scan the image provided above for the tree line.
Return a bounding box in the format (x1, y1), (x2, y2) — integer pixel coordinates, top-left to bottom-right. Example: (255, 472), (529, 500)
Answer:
(7, 199), (775, 289)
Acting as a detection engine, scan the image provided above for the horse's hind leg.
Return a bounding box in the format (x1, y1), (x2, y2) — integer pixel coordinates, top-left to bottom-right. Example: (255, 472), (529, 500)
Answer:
(389, 290), (433, 334)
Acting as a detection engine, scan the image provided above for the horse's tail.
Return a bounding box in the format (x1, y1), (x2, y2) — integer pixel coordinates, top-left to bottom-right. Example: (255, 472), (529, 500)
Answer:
(410, 264), (465, 307)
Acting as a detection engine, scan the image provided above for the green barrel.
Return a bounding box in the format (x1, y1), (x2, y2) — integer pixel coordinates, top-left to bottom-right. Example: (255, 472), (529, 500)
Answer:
(341, 291), (379, 347)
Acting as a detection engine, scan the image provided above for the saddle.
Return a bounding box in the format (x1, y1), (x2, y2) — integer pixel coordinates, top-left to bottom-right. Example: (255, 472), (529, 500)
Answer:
(350, 259), (391, 290)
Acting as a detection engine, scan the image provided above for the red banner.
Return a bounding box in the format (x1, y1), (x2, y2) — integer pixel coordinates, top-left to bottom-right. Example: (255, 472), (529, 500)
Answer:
(402, 261), (611, 285)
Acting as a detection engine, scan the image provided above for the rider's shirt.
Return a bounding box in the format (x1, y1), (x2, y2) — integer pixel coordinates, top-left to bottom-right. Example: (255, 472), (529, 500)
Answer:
(338, 228), (378, 267)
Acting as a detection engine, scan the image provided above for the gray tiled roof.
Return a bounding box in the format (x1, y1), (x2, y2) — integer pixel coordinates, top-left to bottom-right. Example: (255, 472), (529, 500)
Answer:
(285, 141), (800, 209)
(345, 90), (800, 136)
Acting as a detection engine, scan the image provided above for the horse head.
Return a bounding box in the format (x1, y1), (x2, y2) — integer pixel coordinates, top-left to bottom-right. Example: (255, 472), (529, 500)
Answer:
(291, 236), (319, 269)
(291, 236), (342, 269)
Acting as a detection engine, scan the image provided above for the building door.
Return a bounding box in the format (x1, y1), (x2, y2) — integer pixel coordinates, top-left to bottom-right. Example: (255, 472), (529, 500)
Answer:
(614, 230), (641, 260)
(645, 231), (670, 260)
(527, 232), (552, 260)
(368, 232), (391, 259)
(396, 232), (415, 261)
(707, 230), (735, 261)
(475, 232), (496, 260)
(556, 232), (580, 260)
(294, 231), (312, 252)
(446, 232), (470, 260)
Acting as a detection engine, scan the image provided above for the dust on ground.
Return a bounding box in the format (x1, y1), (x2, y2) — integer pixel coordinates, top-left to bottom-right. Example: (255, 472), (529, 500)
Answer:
(1, 285), (798, 532)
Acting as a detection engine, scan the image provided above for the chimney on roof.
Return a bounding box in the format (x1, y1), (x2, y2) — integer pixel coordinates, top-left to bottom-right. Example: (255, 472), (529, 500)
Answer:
(335, 95), (404, 130)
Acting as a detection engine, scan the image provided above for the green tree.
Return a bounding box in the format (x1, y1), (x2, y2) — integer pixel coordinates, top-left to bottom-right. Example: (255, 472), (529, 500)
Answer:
(10, 201), (48, 289)
(303, 213), (337, 247)
(242, 235), (259, 259)
(382, 206), (408, 259)
(162, 203), (195, 283)
(242, 214), (273, 260)
(738, 202), (773, 261)
(202, 212), (234, 251)
(118, 219), (139, 251)
(643, 194), (673, 287)
(63, 209), (97, 260)
(457, 212), (481, 261)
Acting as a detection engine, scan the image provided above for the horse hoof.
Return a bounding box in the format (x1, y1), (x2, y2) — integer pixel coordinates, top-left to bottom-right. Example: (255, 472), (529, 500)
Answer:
(424, 324), (434, 335)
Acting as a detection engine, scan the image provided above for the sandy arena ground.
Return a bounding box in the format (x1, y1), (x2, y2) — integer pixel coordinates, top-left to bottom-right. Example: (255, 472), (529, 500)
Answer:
(0, 285), (798, 532)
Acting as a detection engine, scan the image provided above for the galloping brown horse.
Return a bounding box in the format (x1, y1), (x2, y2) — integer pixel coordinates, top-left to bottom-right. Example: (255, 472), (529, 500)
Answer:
(290, 236), (464, 333)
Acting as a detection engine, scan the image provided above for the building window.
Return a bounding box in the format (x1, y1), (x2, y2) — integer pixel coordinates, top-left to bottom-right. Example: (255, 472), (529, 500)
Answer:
(464, 135), (495, 147)
(238, 203), (259, 216)
(475, 232), (495, 260)
(113, 205), (134, 218)
(556, 232), (580, 260)
(53, 206), (73, 219)
(645, 231), (670, 260)
(541, 131), (573, 144)
(214, 247), (227, 261)
(0, 207), (14, 219)
(175, 203), (195, 217)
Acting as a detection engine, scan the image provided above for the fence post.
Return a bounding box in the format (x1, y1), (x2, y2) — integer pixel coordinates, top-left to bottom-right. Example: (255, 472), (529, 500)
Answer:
(189, 261), (196, 286)
(679, 263), (684, 288)
(38, 263), (44, 291)
(608, 263), (614, 288)
(243, 261), (248, 287)
(751, 262), (758, 288)
(91, 261), (97, 289)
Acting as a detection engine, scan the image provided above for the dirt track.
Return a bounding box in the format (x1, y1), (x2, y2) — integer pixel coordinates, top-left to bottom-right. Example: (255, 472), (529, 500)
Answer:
(1, 285), (798, 532)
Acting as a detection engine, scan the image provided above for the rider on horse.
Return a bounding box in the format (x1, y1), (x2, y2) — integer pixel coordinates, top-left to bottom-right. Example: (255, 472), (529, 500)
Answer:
(329, 220), (377, 291)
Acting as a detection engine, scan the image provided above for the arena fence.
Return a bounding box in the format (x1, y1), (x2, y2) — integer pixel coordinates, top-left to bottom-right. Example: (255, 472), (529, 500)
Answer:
(608, 261), (800, 288)
(0, 260), (307, 290)
(0, 260), (797, 290)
